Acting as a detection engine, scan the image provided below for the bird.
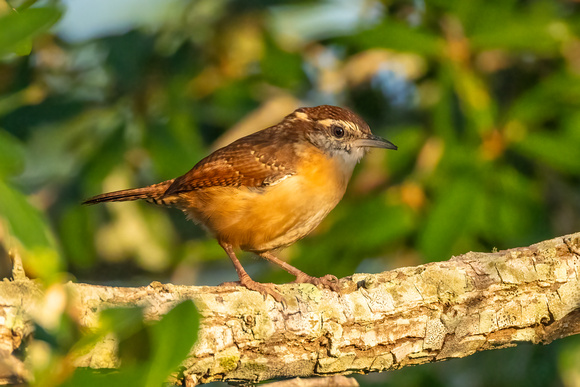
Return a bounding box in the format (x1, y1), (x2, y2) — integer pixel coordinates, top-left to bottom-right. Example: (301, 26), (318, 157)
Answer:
(83, 105), (397, 302)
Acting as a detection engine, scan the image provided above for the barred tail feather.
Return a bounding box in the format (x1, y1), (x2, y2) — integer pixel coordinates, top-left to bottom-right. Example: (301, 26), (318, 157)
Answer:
(82, 179), (175, 206)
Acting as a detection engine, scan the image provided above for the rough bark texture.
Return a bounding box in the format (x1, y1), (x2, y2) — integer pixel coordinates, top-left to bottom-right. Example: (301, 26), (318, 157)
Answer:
(1, 233), (579, 386)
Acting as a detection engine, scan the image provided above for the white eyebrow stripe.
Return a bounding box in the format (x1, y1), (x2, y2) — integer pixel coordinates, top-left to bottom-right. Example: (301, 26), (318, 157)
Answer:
(318, 119), (358, 131)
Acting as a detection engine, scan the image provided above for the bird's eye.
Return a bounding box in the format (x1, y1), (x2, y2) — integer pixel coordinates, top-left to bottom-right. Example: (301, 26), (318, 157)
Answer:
(331, 125), (345, 138)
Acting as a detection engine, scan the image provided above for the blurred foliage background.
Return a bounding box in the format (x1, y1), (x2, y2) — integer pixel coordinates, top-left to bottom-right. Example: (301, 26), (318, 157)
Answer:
(1, 0), (580, 386)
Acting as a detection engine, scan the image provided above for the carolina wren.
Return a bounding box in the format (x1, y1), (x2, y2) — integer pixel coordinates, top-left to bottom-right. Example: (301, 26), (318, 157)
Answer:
(84, 105), (397, 302)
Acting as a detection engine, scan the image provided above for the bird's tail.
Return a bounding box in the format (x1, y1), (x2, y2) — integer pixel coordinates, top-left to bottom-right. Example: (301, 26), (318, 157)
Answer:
(82, 179), (176, 206)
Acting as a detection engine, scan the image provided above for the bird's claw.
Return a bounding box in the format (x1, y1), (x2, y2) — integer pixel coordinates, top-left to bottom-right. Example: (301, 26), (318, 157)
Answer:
(221, 278), (285, 304)
(293, 273), (340, 292)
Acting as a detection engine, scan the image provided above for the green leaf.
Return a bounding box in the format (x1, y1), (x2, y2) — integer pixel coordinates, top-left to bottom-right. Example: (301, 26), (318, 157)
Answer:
(0, 180), (52, 248)
(63, 307), (149, 387)
(145, 121), (204, 180)
(468, 2), (560, 53)
(471, 165), (546, 248)
(450, 65), (496, 134)
(508, 72), (580, 125)
(419, 177), (478, 261)
(383, 126), (426, 174)
(293, 199), (415, 278)
(261, 36), (305, 88)
(514, 131), (580, 174)
(69, 306), (146, 365)
(99, 307), (146, 341)
(66, 302), (199, 386)
(63, 367), (145, 387)
(0, 179), (63, 280)
(58, 207), (97, 268)
(145, 300), (199, 387)
(0, 129), (25, 177)
(344, 20), (443, 56)
(0, 7), (62, 56)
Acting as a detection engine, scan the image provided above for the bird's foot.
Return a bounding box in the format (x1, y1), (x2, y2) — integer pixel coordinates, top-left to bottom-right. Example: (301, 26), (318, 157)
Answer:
(220, 278), (284, 303)
(293, 273), (340, 292)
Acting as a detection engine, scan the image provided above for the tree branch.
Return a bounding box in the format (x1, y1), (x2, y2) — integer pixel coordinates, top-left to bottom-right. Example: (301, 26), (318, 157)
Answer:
(1, 233), (579, 385)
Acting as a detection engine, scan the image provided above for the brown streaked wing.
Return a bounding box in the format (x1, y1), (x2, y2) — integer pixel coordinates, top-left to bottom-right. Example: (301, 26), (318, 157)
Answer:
(163, 128), (298, 196)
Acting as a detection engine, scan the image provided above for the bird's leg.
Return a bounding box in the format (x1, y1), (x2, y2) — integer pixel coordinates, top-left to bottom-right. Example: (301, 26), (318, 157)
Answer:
(219, 241), (284, 303)
(258, 251), (340, 292)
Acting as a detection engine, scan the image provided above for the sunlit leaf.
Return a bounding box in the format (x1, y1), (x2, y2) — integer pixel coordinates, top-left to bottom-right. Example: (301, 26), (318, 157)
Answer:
(451, 65), (496, 134)
(0, 7), (62, 56)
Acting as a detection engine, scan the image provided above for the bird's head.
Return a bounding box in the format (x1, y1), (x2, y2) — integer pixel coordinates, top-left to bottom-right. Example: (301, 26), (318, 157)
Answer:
(286, 105), (397, 164)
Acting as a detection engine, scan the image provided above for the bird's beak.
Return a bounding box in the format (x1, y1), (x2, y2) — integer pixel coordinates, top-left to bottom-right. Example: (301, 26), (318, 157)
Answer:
(355, 134), (397, 150)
